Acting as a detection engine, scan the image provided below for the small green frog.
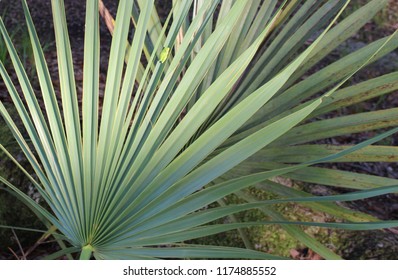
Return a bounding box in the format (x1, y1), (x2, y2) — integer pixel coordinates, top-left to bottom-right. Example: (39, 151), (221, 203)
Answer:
(159, 47), (170, 63)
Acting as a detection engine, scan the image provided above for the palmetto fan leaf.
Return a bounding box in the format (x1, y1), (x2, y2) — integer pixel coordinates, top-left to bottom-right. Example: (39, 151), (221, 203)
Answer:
(1, 0), (398, 260)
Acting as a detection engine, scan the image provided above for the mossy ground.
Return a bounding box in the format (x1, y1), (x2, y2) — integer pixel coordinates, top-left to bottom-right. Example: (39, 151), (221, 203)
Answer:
(189, 183), (342, 258)
(189, 181), (398, 259)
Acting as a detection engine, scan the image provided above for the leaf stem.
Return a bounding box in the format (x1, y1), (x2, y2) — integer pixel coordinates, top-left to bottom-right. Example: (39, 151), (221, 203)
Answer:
(79, 244), (94, 260)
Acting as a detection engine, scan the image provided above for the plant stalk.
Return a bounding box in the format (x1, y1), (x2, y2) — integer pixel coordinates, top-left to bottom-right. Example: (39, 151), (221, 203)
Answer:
(79, 244), (94, 260)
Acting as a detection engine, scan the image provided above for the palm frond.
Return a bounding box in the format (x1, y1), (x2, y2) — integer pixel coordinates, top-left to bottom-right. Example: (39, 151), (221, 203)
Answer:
(1, 0), (398, 259)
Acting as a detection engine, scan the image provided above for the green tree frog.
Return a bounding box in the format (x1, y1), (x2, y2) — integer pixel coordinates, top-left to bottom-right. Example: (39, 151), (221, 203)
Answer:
(159, 47), (170, 63)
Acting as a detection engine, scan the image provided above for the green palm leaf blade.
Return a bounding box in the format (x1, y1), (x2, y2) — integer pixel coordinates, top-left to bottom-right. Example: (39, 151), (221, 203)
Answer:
(259, 145), (398, 163)
(113, 4), (351, 224)
(290, 0), (389, 83)
(237, 192), (342, 260)
(0, 176), (63, 233)
(275, 108), (398, 146)
(92, 0), (213, 231)
(51, 0), (85, 239)
(311, 72), (398, 117)
(0, 89), (73, 236)
(234, 0), (341, 102)
(1, 0), (398, 259)
(126, 217), (398, 249)
(137, 178), (396, 242)
(0, 22), (61, 195)
(108, 1), (249, 197)
(91, 1), (255, 231)
(100, 0), (204, 199)
(94, 0), (135, 205)
(81, 0), (99, 235)
(99, 6), (175, 211)
(283, 166), (398, 190)
(95, 246), (288, 260)
(90, 0), (156, 237)
(136, 0), (165, 57)
(121, 83), (351, 232)
(242, 70), (398, 141)
(253, 71), (398, 130)
(237, 0), (388, 107)
(253, 180), (378, 223)
(20, 0), (73, 195)
(97, 127), (398, 248)
(111, 8), (282, 214)
(42, 247), (80, 260)
(236, 33), (398, 138)
(63, 0), (340, 249)
(115, 185), (398, 245)
(97, 60), (328, 240)
(1, 5), (81, 241)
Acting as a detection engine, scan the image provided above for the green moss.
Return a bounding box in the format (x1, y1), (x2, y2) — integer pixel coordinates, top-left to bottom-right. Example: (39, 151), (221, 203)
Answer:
(190, 184), (347, 258)
(186, 178), (398, 259)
